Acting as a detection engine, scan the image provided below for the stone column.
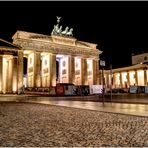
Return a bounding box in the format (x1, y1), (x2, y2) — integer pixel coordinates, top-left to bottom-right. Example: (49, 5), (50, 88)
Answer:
(8, 57), (13, 93)
(17, 50), (24, 93)
(105, 72), (110, 88)
(13, 57), (18, 93)
(7, 59), (10, 93)
(50, 54), (56, 86)
(32, 52), (36, 87)
(112, 73), (115, 88)
(134, 70), (138, 86)
(2, 57), (8, 94)
(35, 52), (41, 87)
(81, 58), (88, 85)
(127, 71), (130, 87)
(93, 59), (98, 85)
(144, 69), (147, 86)
(0, 55), (3, 93)
(120, 72), (122, 88)
(68, 56), (75, 84)
(27, 56), (29, 87)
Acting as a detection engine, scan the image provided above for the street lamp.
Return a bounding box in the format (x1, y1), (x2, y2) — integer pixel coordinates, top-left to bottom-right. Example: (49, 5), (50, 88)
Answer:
(109, 64), (113, 102)
(100, 60), (105, 105)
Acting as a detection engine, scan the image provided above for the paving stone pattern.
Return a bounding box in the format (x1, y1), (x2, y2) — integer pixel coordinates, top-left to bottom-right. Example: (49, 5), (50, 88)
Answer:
(0, 102), (148, 147)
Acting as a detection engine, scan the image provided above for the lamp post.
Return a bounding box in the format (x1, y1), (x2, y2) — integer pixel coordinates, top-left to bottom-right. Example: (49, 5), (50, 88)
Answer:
(100, 60), (105, 105)
(110, 64), (113, 102)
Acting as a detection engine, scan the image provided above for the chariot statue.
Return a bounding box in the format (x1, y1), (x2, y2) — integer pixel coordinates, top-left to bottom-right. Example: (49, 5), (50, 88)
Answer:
(57, 25), (62, 34)
(51, 16), (74, 37)
(51, 16), (61, 35)
(51, 24), (58, 35)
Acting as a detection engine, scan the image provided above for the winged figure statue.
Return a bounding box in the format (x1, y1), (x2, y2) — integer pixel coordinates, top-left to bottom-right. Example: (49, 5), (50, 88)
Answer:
(56, 16), (61, 24)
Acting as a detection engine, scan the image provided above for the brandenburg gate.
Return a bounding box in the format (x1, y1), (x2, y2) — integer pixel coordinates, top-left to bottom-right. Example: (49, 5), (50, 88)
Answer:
(0, 17), (102, 94)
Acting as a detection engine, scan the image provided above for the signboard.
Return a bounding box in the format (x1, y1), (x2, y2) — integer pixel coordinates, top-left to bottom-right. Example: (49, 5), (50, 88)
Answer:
(145, 86), (148, 93)
(55, 84), (64, 95)
(65, 86), (76, 95)
(100, 60), (105, 66)
(89, 85), (103, 94)
(129, 86), (137, 93)
(137, 86), (145, 93)
(49, 87), (56, 94)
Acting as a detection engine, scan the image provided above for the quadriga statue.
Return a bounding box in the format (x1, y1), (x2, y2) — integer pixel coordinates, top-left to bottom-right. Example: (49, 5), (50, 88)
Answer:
(66, 28), (73, 37)
(61, 26), (69, 35)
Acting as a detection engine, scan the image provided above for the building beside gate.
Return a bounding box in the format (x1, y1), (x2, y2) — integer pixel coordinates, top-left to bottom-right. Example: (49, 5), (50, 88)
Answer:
(0, 17), (102, 94)
(104, 52), (148, 90)
(0, 39), (22, 94)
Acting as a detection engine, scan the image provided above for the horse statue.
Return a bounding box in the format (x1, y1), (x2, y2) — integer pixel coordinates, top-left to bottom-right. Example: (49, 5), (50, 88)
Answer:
(66, 28), (73, 37)
(61, 26), (69, 35)
(51, 24), (59, 35)
(57, 25), (62, 35)
(51, 24), (63, 35)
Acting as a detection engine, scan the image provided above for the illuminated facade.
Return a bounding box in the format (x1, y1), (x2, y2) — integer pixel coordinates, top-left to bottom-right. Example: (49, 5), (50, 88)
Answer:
(0, 39), (22, 94)
(14, 31), (102, 87)
(104, 64), (148, 90)
(0, 29), (102, 94)
(0, 17), (103, 94)
(132, 52), (148, 65)
(102, 52), (148, 90)
(103, 52), (148, 89)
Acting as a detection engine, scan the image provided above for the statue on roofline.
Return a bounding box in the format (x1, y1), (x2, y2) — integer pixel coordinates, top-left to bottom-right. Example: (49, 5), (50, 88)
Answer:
(66, 28), (73, 36)
(61, 26), (69, 35)
(56, 16), (61, 24)
(51, 16), (73, 37)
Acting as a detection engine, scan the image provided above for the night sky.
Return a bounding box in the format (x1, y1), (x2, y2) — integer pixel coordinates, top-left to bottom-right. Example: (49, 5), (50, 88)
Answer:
(0, 1), (148, 69)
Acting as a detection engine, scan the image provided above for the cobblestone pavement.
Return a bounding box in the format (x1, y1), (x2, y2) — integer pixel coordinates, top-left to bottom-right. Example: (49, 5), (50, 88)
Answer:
(0, 102), (148, 147)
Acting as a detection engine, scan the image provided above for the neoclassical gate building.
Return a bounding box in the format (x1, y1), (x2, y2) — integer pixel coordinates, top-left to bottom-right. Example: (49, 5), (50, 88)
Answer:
(0, 18), (102, 94)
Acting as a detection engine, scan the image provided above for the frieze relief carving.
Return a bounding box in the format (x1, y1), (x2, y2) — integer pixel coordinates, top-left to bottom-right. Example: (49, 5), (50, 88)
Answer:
(28, 67), (33, 73)
(88, 71), (92, 76)
(62, 69), (66, 75)
(75, 70), (80, 75)
(43, 68), (49, 74)
(52, 37), (75, 46)
(14, 39), (100, 58)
